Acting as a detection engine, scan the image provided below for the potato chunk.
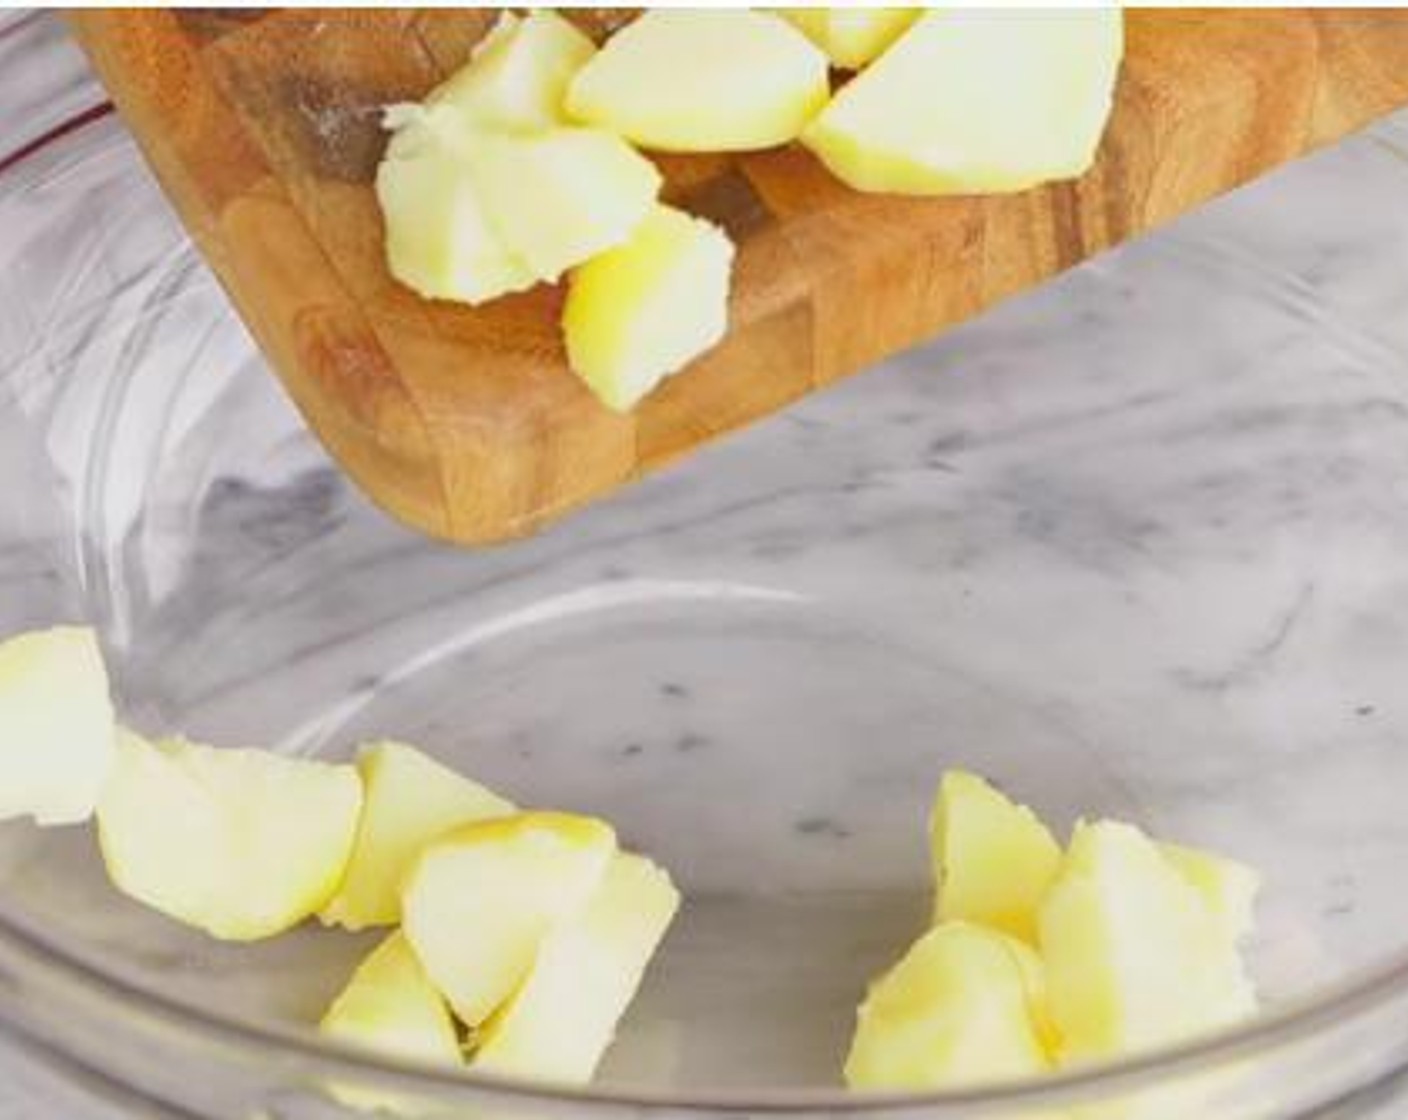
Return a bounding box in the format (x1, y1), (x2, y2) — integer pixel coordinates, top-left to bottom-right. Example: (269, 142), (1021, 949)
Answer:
(803, 10), (1123, 194)
(563, 204), (733, 412)
(568, 10), (830, 152)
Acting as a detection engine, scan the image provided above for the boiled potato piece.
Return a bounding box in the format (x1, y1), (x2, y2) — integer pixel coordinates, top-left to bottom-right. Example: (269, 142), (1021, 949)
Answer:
(376, 109), (535, 304)
(97, 730), (362, 940)
(845, 921), (1053, 1090)
(473, 852), (680, 1084)
(0, 626), (114, 826)
(1039, 821), (1257, 1063)
(930, 770), (1061, 944)
(563, 204), (733, 412)
(321, 931), (461, 1065)
(1161, 842), (1261, 947)
(429, 10), (595, 132)
(319, 741), (514, 931)
(778, 9), (919, 69)
(803, 10), (1124, 194)
(567, 10), (830, 152)
(466, 128), (661, 283)
(320, 931), (461, 1115)
(401, 811), (616, 1025)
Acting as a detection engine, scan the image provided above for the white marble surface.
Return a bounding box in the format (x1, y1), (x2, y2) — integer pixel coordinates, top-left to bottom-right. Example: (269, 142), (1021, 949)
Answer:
(7, 10), (1408, 1117)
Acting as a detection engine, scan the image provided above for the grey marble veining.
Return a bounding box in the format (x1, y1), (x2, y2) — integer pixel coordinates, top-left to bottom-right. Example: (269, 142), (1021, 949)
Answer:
(7, 12), (1408, 1114)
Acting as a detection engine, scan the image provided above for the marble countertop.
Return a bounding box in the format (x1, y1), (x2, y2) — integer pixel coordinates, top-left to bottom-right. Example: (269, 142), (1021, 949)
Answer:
(6, 11), (1408, 1117)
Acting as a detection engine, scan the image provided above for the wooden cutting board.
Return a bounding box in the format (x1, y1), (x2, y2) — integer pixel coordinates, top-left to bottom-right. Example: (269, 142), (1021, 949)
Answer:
(71, 9), (1408, 544)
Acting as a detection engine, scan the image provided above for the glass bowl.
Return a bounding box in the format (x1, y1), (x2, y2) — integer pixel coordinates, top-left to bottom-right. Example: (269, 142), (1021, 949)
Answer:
(6, 12), (1408, 1119)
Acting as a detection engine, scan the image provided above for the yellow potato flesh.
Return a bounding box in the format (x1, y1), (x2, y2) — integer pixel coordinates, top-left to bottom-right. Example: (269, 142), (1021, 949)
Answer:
(465, 127), (661, 283)
(779, 9), (919, 69)
(97, 730), (362, 941)
(320, 931), (462, 1115)
(567, 10), (830, 152)
(1160, 842), (1261, 947)
(930, 769), (1061, 945)
(375, 110), (535, 304)
(321, 931), (460, 1065)
(803, 10), (1124, 194)
(563, 204), (734, 412)
(429, 11), (595, 132)
(0, 626), (114, 826)
(1039, 821), (1257, 1063)
(845, 921), (1053, 1090)
(400, 811), (617, 1026)
(319, 741), (514, 931)
(473, 852), (680, 1085)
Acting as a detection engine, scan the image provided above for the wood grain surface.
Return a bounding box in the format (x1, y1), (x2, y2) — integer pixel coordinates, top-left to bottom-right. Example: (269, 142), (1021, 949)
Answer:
(70, 9), (1408, 544)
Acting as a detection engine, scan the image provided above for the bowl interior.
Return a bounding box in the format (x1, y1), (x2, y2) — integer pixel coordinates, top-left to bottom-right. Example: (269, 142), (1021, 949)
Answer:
(5, 111), (1408, 1097)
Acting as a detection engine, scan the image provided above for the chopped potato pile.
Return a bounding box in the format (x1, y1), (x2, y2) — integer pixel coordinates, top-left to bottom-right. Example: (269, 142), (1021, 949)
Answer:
(0, 627), (678, 1091)
(847, 770), (1260, 1091)
(0, 623), (1260, 1098)
(375, 8), (1125, 413)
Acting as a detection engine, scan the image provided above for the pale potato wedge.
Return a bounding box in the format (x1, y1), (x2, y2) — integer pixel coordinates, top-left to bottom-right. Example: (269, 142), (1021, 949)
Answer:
(1161, 841), (1261, 947)
(845, 921), (1053, 1090)
(1039, 821), (1257, 1062)
(401, 811), (617, 1025)
(567, 10), (829, 152)
(429, 10), (595, 132)
(778, 9), (918, 69)
(930, 770), (1061, 944)
(473, 852), (680, 1084)
(375, 108), (535, 304)
(563, 204), (734, 412)
(466, 127), (661, 283)
(0, 626), (114, 826)
(98, 730), (362, 940)
(803, 10), (1124, 194)
(319, 741), (514, 931)
(321, 931), (461, 1065)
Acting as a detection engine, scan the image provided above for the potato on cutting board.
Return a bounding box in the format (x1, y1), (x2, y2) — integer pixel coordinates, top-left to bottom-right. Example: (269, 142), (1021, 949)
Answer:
(778, 9), (918, 69)
(803, 9), (1125, 195)
(428, 9), (594, 132)
(564, 204), (735, 413)
(70, 10), (1408, 541)
(566, 10), (831, 152)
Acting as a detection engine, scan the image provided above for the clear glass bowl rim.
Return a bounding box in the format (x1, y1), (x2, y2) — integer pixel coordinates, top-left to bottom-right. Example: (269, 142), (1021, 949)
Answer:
(6, 869), (1408, 1114)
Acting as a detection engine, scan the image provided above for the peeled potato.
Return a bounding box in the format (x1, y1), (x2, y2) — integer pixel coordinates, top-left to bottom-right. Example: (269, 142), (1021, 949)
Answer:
(1039, 820), (1257, 1063)
(845, 921), (1053, 1090)
(401, 811), (617, 1025)
(466, 127), (661, 283)
(803, 10), (1124, 194)
(473, 852), (680, 1084)
(97, 730), (362, 941)
(1161, 842), (1261, 947)
(778, 9), (918, 69)
(930, 770), (1061, 944)
(429, 10), (595, 132)
(319, 741), (514, 931)
(375, 110), (534, 304)
(563, 204), (734, 412)
(0, 626), (114, 826)
(320, 931), (462, 1115)
(321, 931), (461, 1065)
(567, 10), (830, 152)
